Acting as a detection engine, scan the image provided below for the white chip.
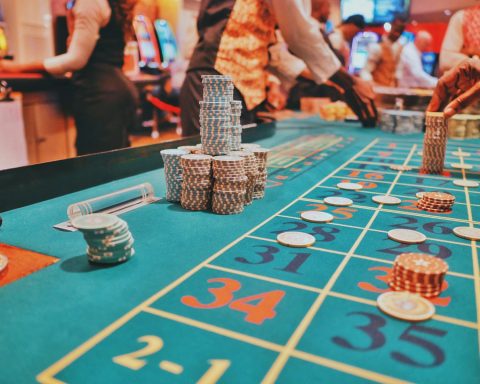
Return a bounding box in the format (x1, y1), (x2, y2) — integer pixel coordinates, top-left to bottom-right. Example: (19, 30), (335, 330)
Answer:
(324, 197), (353, 206)
(387, 229), (427, 244)
(0, 254), (8, 273)
(337, 182), (363, 191)
(377, 292), (435, 322)
(451, 163), (473, 170)
(417, 151), (423, 156)
(453, 179), (479, 188)
(390, 164), (413, 171)
(372, 195), (402, 205)
(276, 232), (316, 248)
(453, 227), (480, 241)
(451, 151), (470, 157)
(416, 192), (426, 199)
(301, 211), (334, 223)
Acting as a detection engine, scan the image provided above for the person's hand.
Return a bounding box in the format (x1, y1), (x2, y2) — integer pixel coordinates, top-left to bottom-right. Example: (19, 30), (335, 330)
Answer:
(330, 69), (378, 127)
(0, 60), (22, 73)
(428, 58), (480, 118)
(266, 81), (287, 110)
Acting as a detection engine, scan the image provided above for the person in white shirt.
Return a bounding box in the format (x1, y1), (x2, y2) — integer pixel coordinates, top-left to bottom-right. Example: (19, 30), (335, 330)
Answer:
(0, 0), (139, 155)
(440, 5), (480, 73)
(360, 14), (407, 86)
(180, 0), (377, 133)
(329, 14), (366, 68)
(396, 31), (437, 89)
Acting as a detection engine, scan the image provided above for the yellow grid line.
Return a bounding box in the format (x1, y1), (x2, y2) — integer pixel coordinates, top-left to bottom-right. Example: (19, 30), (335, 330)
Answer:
(261, 144), (419, 383)
(37, 139), (380, 383)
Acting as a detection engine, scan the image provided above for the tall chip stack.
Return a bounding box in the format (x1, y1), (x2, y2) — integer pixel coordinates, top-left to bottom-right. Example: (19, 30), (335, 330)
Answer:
(421, 112), (448, 174)
(160, 149), (188, 202)
(228, 150), (257, 205)
(252, 148), (269, 199)
(200, 75), (234, 155)
(230, 100), (243, 150)
(212, 156), (247, 215)
(180, 154), (213, 211)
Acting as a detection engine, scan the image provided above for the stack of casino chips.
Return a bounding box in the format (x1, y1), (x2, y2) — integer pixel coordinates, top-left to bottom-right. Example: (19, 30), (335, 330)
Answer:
(161, 149), (188, 202)
(71, 213), (135, 264)
(177, 145), (203, 154)
(421, 112), (448, 174)
(416, 191), (455, 213)
(200, 75), (234, 155)
(180, 154), (213, 211)
(389, 252), (448, 298)
(230, 100), (243, 150)
(379, 109), (425, 134)
(212, 156), (247, 214)
(252, 148), (269, 200)
(227, 150), (257, 205)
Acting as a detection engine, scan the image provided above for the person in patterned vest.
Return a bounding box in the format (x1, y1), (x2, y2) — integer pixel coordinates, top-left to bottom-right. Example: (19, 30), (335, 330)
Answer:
(179, 0), (378, 136)
(360, 14), (407, 87)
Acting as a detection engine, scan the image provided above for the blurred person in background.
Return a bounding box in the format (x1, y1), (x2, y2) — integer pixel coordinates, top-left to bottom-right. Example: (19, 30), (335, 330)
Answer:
(360, 14), (408, 86)
(0, 0), (139, 155)
(440, 5), (480, 73)
(329, 14), (366, 68)
(396, 31), (437, 89)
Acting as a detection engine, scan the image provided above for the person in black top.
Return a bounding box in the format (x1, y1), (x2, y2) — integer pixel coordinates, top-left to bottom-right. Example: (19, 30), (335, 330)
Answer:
(0, 0), (139, 155)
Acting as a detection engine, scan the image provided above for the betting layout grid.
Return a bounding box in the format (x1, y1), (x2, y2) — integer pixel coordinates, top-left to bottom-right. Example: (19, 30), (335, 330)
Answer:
(37, 137), (480, 383)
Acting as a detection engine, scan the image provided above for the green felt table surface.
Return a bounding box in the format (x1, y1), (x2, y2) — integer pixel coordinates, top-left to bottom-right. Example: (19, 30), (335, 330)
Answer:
(1, 118), (480, 383)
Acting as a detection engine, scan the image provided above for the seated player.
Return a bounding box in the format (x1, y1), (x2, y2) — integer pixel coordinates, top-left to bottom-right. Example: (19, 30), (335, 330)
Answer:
(179, 0), (377, 136)
(428, 58), (480, 118)
(396, 31), (437, 89)
(329, 14), (366, 68)
(440, 5), (480, 73)
(360, 14), (407, 87)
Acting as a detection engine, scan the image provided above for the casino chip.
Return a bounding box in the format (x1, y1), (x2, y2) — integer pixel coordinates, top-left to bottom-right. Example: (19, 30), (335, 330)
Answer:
(416, 192), (426, 199)
(0, 254), (9, 274)
(277, 232), (316, 248)
(388, 229), (426, 244)
(453, 227), (480, 241)
(390, 164), (413, 171)
(71, 213), (135, 264)
(451, 163), (473, 170)
(372, 195), (401, 205)
(324, 197), (353, 207)
(337, 182), (363, 191)
(453, 179), (479, 188)
(300, 211), (334, 223)
(377, 291), (435, 322)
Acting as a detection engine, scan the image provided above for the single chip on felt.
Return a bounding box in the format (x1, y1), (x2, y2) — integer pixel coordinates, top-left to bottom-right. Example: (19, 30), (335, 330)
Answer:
(388, 229), (427, 244)
(417, 151), (423, 156)
(451, 151), (470, 157)
(453, 227), (480, 241)
(337, 182), (363, 191)
(377, 291), (435, 322)
(301, 211), (334, 223)
(372, 195), (401, 205)
(324, 197), (353, 206)
(451, 163), (473, 170)
(390, 164), (413, 171)
(0, 254), (8, 274)
(416, 192), (426, 199)
(276, 232), (316, 248)
(453, 179), (479, 188)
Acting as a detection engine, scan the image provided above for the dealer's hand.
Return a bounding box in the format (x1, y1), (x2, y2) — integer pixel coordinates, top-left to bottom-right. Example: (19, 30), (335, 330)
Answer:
(428, 58), (480, 118)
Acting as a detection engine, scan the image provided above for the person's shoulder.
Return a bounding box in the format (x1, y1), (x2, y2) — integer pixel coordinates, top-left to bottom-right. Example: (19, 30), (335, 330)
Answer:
(74, 0), (110, 20)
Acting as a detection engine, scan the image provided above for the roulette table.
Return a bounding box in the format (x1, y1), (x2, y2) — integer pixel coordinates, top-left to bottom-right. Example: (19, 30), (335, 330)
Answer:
(1, 117), (479, 383)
